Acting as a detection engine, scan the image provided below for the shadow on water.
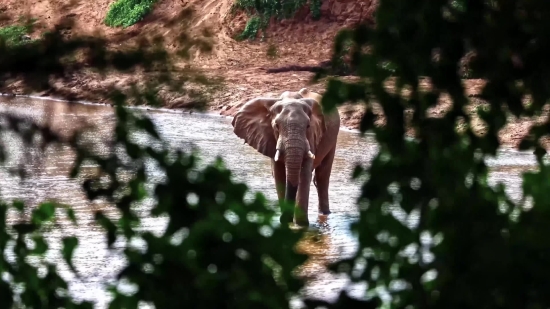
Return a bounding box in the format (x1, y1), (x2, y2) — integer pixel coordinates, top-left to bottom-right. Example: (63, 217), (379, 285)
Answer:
(0, 96), (540, 307)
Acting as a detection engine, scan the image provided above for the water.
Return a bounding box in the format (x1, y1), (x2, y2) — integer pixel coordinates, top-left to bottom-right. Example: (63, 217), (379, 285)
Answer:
(0, 96), (539, 307)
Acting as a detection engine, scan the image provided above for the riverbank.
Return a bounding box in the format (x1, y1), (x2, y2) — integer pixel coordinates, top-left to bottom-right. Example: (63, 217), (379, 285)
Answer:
(2, 67), (548, 150)
(0, 0), (545, 149)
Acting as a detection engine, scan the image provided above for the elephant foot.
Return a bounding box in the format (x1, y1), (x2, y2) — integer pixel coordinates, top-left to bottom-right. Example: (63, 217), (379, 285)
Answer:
(293, 217), (310, 227)
(319, 205), (331, 215)
(279, 212), (294, 224)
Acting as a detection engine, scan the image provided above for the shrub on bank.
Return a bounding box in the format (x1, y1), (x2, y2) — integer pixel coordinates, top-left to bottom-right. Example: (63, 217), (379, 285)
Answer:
(104, 0), (157, 28)
(233, 0), (323, 40)
(0, 22), (34, 47)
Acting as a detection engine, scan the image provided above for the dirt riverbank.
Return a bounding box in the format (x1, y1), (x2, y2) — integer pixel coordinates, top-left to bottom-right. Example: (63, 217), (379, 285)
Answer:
(3, 69), (547, 150)
(0, 0), (547, 149)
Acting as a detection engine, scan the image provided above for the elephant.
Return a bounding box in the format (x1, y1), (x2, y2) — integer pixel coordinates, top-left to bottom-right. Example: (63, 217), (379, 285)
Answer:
(231, 88), (340, 226)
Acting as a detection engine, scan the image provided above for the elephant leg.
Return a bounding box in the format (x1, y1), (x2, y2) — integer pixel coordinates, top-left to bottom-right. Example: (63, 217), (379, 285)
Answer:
(315, 146), (336, 215)
(271, 159), (286, 202)
(295, 158), (314, 226)
(313, 174), (318, 188)
(272, 159), (291, 223)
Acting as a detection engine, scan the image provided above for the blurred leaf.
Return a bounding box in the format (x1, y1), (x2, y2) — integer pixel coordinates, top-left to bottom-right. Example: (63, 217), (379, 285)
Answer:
(12, 200), (24, 212)
(135, 117), (160, 139)
(95, 211), (118, 248)
(31, 202), (57, 225)
(66, 207), (78, 225)
(62, 236), (79, 274)
(13, 223), (37, 235)
(0, 281), (13, 308)
(31, 235), (48, 256)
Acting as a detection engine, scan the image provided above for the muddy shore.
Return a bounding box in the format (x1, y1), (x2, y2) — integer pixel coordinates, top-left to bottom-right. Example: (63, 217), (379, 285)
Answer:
(1, 68), (547, 150)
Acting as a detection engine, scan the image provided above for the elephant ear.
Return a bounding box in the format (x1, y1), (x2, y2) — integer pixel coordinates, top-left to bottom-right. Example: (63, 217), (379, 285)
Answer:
(232, 97), (279, 158)
(299, 88), (323, 103)
(301, 98), (327, 150)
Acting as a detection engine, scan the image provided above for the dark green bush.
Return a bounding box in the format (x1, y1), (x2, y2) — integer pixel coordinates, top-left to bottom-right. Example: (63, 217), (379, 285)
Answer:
(233, 0), (324, 40)
(0, 24), (33, 47)
(237, 16), (267, 41)
(311, 1), (550, 308)
(104, 0), (157, 28)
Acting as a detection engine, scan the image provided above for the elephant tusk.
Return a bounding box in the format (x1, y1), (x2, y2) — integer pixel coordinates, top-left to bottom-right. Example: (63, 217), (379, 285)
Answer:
(274, 149), (280, 161)
(308, 151), (315, 160)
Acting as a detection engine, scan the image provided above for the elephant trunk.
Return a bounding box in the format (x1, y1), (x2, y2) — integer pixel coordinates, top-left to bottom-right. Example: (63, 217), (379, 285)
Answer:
(284, 136), (305, 203)
(285, 146), (302, 181)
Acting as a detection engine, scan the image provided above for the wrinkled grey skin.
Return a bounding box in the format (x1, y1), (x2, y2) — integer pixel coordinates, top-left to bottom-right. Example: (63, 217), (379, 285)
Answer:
(231, 88), (340, 226)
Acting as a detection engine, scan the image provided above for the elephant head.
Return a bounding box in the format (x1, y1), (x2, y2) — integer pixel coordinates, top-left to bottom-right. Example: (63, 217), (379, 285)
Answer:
(280, 88), (323, 103)
(231, 93), (327, 202)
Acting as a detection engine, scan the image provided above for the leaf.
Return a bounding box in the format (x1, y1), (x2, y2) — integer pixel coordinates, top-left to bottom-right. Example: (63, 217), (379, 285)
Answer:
(66, 207), (78, 225)
(69, 152), (85, 178)
(352, 165), (365, 179)
(0, 281), (13, 309)
(95, 211), (118, 248)
(135, 117), (160, 139)
(62, 236), (79, 274)
(359, 108), (376, 134)
(126, 142), (142, 159)
(13, 223), (37, 235)
(32, 235), (48, 255)
(534, 146), (547, 161)
(31, 202), (58, 225)
(12, 200), (24, 212)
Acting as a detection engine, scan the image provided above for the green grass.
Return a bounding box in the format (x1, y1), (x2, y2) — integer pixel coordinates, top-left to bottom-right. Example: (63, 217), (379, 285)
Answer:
(233, 0), (323, 41)
(104, 0), (157, 28)
(0, 23), (33, 47)
(237, 16), (267, 41)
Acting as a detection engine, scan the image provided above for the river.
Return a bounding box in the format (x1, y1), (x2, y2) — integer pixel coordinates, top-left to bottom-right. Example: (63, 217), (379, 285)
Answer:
(0, 96), (539, 307)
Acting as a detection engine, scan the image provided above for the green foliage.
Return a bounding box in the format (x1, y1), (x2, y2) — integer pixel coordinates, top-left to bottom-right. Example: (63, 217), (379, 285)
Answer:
(237, 16), (267, 41)
(0, 201), (88, 308)
(310, 0), (550, 308)
(104, 0), (157, 28)
(310, 0), (322, 20)
(0, 8), (308, 308)
(71, 95), (308, 308)
(233, 0), (324, 40)
(329, 38), (357, 76)
(5, 0), (550, 308)
(0, 23), (33, 47)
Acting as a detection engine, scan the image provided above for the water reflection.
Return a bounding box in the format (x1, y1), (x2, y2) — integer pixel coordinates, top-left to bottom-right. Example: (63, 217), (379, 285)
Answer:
(0, 96), (540, 307)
